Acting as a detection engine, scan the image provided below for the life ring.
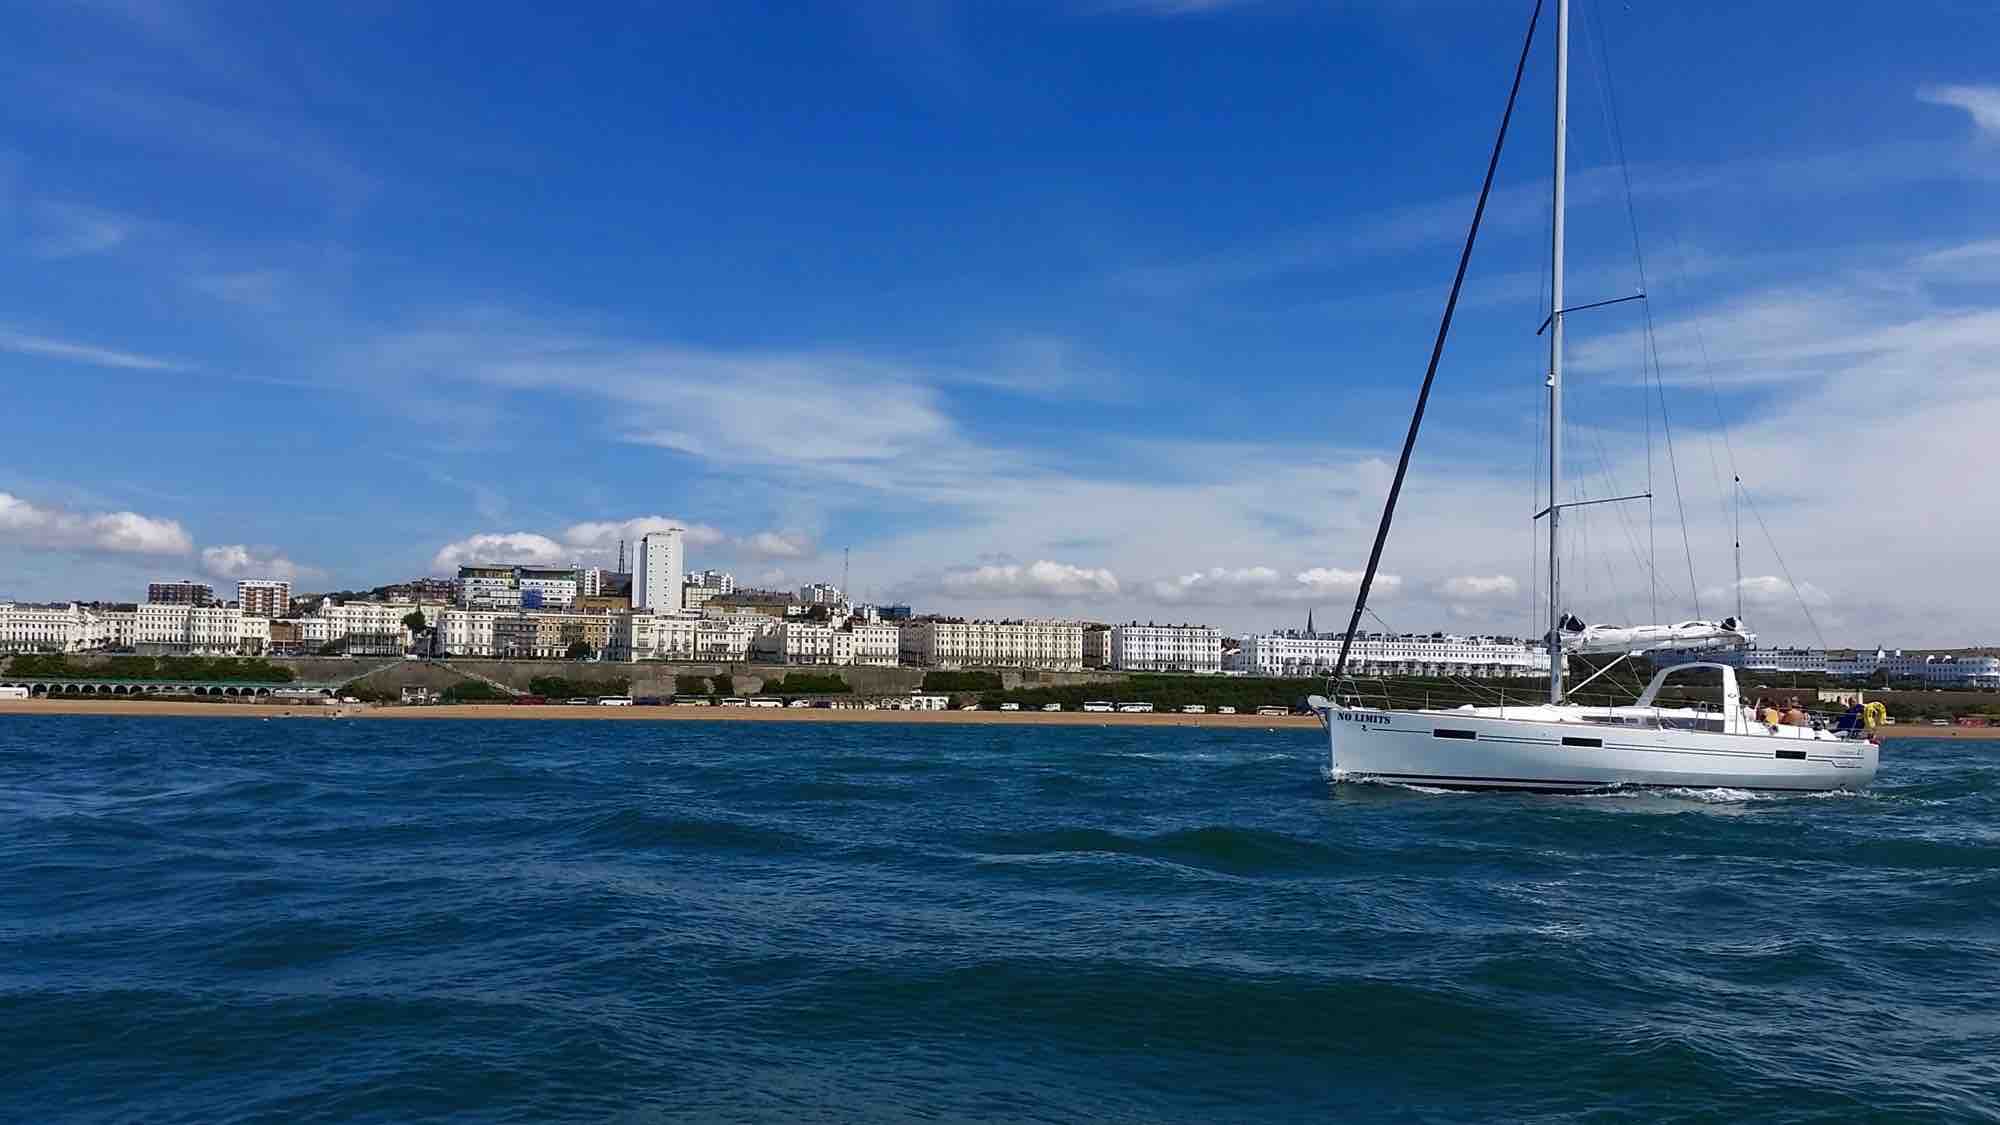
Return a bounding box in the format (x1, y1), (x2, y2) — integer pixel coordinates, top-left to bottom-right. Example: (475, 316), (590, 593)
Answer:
(1862, 701), (1887, 729)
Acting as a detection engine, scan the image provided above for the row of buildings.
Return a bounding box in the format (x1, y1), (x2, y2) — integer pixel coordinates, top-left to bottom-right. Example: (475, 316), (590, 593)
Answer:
(1656, 645), (2000, 687)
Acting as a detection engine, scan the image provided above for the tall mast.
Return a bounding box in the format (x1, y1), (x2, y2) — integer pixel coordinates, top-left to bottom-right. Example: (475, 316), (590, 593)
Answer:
(1546, 0), (1569, 705)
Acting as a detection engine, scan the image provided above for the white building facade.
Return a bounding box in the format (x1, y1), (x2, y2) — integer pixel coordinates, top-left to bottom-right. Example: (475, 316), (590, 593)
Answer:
(1111, 624), (1221, 674)
(898, 620), (1084, 671)
(135, 604), (247, 655)
(1229, 632), (1554, 679)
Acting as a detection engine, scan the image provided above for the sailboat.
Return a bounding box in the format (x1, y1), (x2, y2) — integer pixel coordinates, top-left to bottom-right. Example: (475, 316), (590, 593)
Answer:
(1308, 0), (1878, 793)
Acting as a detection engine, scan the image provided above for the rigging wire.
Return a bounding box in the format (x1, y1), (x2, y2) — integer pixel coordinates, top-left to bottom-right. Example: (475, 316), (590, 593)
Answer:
(1330, 0), (1546, 683)
(1582, 0), (1703, 618)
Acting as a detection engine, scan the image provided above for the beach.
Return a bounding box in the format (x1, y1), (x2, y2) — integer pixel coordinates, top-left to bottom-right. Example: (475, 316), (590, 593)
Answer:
(0, 697), (1322, 729)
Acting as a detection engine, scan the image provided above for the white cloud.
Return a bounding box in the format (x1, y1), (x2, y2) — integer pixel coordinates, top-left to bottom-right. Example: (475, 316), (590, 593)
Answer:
(200, 544), (313, 581)
(561, 517), (726, 551)
(1147, 565), (1396, 605)
(1919, 84), (2000, 134)
(0, 329), (188, 372)
(1711, 575), (1832, 610)
(0, 492), (192, 556)
(430, 532), (571, 572)
(740, 530), (811, 559)
(941, 559), (1121, 599)
(1437, 574), (1520, 600)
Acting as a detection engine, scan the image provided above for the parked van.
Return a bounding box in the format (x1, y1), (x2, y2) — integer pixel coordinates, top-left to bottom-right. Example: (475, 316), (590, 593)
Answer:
(1217, 706), (1236, 714)
(999, 702), (1021, 711)
(1117, 702), (1154, 713)
(1180, 704), (1206, 714)
(1082, 701), (1114, 713)
(719, 697), (749, 708)
(748, 697), (783, 708)
(1042, 702), (1063, 712)
(597, 696), (634, 707)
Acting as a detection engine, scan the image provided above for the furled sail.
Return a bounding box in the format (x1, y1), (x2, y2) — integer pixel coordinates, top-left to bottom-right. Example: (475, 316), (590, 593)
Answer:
(1555, 615), (1754, 655)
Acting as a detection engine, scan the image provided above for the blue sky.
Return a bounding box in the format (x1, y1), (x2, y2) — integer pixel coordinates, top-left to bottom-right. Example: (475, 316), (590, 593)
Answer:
(3, 0), (1997, 644)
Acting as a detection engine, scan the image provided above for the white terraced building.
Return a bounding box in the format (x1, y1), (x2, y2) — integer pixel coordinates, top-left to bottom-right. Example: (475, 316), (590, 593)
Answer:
(606, 613), (760, 663)
(0, 602), (114, 653)
(898, 620), (1084, 671)
(748, 621), (901, 666)
(1110, 624), (1221, 674)
(135, 604), (252, 655)
(1228, 632), (1554, 679)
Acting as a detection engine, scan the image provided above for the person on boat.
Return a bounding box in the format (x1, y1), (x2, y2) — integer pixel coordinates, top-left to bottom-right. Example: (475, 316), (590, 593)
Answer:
(1758, 699), (1781, 729)
(1783, 699), (1808, 727)
(1836, 700), (1867, 734)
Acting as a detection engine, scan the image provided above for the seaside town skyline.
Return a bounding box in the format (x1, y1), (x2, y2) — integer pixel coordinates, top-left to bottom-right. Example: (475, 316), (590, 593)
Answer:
(3, 4), (1998, 646)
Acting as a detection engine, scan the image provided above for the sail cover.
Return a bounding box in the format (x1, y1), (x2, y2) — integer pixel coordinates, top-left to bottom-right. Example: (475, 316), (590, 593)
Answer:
(1556, 615), (1754, 655)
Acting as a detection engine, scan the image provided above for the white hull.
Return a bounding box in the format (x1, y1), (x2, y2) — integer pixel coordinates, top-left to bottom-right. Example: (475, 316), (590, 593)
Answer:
(1324, 706), (1877, 792)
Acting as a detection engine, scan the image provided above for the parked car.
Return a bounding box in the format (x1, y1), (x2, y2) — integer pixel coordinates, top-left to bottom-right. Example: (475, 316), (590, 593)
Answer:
(1180, 704), (1206, 714)
(1256, 706), (1287, 717)
(565, 697), (592, 705)
(1217, 706), (1237, 714)
(786, 699), (812, 708)
(1042, 702), (1062, 712)
(999, 702), (1021, 711)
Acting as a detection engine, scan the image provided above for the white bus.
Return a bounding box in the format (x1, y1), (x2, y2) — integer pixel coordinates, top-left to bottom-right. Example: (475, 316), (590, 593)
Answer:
(747, 697), (783, 708)
(0, 685), (29, 700)
(1116, 702), (1154, 713)
(1082, 701), (1114, 713)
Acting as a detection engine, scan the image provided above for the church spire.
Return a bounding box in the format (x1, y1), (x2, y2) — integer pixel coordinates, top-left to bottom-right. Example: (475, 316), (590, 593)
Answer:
(1306, 608), (1315, 637)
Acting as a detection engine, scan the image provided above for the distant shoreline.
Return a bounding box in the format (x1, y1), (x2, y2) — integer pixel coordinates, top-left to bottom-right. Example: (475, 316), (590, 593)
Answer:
(0, 698), (1322, 729)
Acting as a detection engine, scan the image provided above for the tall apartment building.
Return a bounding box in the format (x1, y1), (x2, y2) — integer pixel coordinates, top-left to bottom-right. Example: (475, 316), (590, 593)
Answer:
(797, 582), (844, 606)
(689, 569), (736, 595)
(897, 619), (1084, 671)
(1111, 624), (1221, 674)
(516, 567), (578, 609)
(147, 580), (215, 606)
(236, 579), (292, 620)
(633, 529), (685, 612)
(456, 566), (521, 609)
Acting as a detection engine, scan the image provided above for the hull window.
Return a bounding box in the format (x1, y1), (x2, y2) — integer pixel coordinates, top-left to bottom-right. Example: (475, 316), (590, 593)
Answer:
(1432, 728), (1478, 741)
(1561, 736), (1602, 748)
(1775, 749), (1807, 761)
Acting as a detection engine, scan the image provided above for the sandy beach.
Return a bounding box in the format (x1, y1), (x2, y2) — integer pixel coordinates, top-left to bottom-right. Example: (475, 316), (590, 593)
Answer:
(0, 698), (1322, 729)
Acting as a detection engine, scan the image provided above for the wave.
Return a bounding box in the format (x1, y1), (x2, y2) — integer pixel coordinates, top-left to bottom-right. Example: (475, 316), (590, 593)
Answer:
(567, 807), (814, 856)
(971, 824), (1339, 876)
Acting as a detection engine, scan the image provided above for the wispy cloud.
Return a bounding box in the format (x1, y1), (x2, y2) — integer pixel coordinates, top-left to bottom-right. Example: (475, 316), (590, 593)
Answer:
(1919, 84), (2000, 134)
(0, 329), (188, 372)
(0, 491), (192, 556)
(29, 201), (133, 258)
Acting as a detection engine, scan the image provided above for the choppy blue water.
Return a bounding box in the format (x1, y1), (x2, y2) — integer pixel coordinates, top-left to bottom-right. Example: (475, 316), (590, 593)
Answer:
(2, 717), (1996, 1123)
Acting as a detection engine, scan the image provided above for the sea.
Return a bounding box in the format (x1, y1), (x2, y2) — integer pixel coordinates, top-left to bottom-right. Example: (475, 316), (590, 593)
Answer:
(1, 716), (1995, 1124)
